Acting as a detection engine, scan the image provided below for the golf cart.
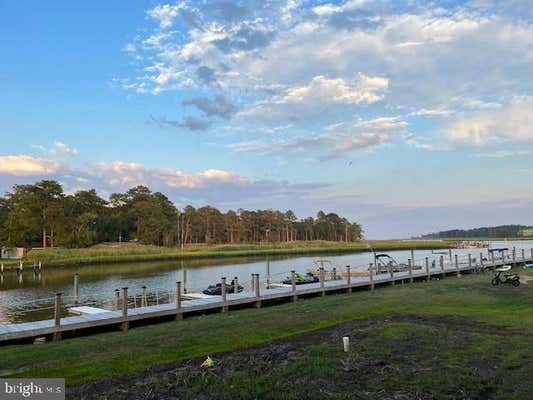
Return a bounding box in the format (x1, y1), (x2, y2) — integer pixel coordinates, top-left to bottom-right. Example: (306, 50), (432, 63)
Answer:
(491, 265), (520, 287)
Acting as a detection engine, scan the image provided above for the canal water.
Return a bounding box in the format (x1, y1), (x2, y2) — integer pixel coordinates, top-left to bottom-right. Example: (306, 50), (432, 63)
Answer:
(1, 240), (532, 324)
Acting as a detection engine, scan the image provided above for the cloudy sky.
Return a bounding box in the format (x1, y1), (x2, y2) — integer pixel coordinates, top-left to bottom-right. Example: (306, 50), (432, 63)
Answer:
(1, 0), (532, 238)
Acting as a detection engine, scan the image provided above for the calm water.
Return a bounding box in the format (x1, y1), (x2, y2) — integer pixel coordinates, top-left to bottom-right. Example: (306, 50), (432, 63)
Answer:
(1, 240), (531, 323)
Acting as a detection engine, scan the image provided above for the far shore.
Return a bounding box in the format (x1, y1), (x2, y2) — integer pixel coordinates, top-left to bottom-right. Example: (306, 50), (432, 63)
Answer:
(0, 240), (456, 269)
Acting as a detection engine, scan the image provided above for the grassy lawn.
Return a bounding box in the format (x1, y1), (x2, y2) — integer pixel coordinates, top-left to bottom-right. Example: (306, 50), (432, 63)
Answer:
(4, 240), (455, 267)
(1, 267), (533, 394)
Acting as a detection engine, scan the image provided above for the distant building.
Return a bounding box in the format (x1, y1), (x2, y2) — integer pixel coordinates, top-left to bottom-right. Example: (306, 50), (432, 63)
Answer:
(0, 247), (25, 259)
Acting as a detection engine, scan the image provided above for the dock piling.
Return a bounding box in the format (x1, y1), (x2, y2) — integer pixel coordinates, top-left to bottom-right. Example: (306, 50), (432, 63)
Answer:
(141, 286), (147, 307)
(291, 270), (297, 302)
(468, 254), (472, 273)
(254, 274), (261, 308)
(346, 265), (352, 293)
(389, 262), (394, 285)
(234, 276), (239, 294)
(221, 277), (227, 312)
(53, 292), (62, 341)
(319, 268), (325, 296)
(114, 289), (120, 310)
(455, 254), (459, 277)
(74, 273), (80, 304)
(369, 264), (375, 291)
(176, 281), (183, 320)
(425, 257), (430, 282)
(408, 258), (413, 283)
(121, 287), (129, 331)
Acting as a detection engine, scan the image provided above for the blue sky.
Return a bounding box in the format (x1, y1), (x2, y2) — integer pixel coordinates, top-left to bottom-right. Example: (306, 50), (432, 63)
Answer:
(1, 0), (532, 238)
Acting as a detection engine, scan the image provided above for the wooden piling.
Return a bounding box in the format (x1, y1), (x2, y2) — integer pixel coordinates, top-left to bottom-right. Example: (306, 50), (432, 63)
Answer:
(176, 281), (183, 320)
(221, 277), (228, 312)
(448, 249), (452, 263)
(491, 251), (495, 266)
(522, 248), (525, 260)
(468, 254), (472, 273)
(141, 286), (147, 307)
(121, 287), (129, 331)
(234, 276), (239, 294)
(254, 274), (261, 308)
(512, 247), (516, 263)
(291, 270), (297, 302)
(408, 258), (413, 283)
(346, 265), (352, 293)
(480, 252), (484, 272)
(455, 254), (459, 277)
(114, 289), (120, 311)
(332, 267), (337, 280)
(369, 264), (374, 291)
(53, 293), (62, 341)
(74, 273), (80, 304)
(319, 268), (325, 296)
(440, 256), (444, 278)
(389, 262), (394, 285)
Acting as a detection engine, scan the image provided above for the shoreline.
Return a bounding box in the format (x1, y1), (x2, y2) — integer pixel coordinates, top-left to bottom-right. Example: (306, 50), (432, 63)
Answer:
(1, 240), (456, 269)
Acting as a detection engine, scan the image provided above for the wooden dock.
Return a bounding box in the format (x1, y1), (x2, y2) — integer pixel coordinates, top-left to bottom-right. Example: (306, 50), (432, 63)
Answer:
(1, 251), (530, 344)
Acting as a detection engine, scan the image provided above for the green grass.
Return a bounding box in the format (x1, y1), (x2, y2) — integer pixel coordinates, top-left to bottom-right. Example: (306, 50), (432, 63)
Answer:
(9, 240), (455, 267)
(1, 268), (532, 387)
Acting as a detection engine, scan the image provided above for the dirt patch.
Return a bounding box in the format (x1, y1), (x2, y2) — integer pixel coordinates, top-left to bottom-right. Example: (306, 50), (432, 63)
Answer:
(67, 314), (531, 400)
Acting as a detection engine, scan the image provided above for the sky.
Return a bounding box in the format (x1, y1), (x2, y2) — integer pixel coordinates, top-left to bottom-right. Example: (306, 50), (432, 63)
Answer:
(0, 0), (532, 238)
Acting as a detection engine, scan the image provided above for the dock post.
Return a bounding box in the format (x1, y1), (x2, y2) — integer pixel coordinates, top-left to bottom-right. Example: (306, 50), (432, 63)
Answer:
(522, 248), (525, 260)
(440, 256), (445, 279)
(408, 259), (413, 283)
(74, 273), (80, 304)
(114, 289), (120, 310)
(480, 252), (484, 272)
(234, 276), (239, 294)
(425, 257), (430, 282)
(449, 249), (453, 263)
(411, 249), (415, 266)
(332, 267), (337, 280)
(254, 274), (261, 308)
(221, 277), (228, 312)
(455, 254), (459, 277)
(251, 273), (255, 293)
(141, 286), (147, 307)
(346, 265), (352, 293)
(491, 251), (495, 266)
(176, 281), (183, 320)
(531, 248), (533, 260)
(319, 268), (325, 296)
(389, 262), (395, 285)
(53, 292), (62, 341)
(369, 264), (375, 291)
(513, 247), (516, 264)
(468, 254), (472, 272)
(291, 270), (297, 302)
(121, 287), (129, 331)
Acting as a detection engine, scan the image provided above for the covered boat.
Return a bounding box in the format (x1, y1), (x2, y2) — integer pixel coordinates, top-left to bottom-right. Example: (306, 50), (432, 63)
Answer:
(202, 281), (244, 296)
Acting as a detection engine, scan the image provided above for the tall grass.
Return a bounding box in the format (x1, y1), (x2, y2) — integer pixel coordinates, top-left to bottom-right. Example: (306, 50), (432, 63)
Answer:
(18, 240), (455, 267)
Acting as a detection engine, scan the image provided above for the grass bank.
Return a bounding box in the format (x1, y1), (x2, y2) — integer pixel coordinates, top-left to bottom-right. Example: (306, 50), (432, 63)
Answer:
(1, 267), (532, 389)
(11, 240), (454, 268)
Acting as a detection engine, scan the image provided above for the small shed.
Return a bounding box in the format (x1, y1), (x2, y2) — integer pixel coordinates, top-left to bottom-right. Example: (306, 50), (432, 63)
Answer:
(0, 247), (25, 259)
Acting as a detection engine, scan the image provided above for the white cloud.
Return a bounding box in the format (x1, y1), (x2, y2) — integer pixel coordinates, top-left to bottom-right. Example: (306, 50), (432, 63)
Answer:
(0, 155), (61, 176)
(54, 141), (78, 157)
(445, 99), (533, 146)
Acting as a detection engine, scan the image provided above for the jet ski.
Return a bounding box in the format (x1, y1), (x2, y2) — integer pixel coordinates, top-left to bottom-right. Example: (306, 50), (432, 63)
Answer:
(282, 272), (319, 285)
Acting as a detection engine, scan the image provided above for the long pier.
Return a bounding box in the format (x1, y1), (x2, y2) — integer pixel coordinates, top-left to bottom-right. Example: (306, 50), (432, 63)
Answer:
(1, 248), (531, 344)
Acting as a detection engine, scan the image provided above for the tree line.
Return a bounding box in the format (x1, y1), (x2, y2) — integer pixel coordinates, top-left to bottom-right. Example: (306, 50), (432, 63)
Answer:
(421, 225), (533, 239)
(0, 180), (363, 248)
